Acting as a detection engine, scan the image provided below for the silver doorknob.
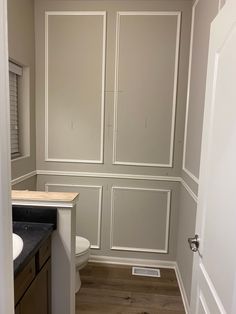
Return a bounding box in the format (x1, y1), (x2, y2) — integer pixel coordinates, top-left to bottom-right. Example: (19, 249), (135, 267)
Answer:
(188, 234), (200, 252)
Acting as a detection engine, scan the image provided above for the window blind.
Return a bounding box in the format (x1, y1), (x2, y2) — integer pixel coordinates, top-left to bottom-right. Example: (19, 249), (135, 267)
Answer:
(9, 62), (22, 158)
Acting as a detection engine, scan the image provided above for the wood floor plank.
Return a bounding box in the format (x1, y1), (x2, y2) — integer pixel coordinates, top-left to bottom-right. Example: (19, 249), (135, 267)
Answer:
(77, 288), (184, 311)
(76, 303), (185, 314)
(81, 276), (181, 296)
(80, 264), (177, 284)
(76, 263), (185, 314)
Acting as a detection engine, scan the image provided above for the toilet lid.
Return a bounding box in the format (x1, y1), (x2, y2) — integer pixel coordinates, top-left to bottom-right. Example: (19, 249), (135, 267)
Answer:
(76, 236), (90, 255)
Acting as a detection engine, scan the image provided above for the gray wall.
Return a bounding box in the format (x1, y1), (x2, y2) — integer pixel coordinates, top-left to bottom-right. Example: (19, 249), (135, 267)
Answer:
(35, 0), (192, 261)
(38, 175), (180, 261)
(8, 0), (221, 304)
(177, 185), (197, 303)
(8, 0), (36, 187)
(7, 0), (228, 306)
(12, 176), (37, 191)
(182, 0), (219, 183)
(177, 0), (221, 306)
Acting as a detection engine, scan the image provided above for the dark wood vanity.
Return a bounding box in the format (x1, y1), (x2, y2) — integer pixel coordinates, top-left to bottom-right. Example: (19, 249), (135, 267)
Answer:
(12, 205), (57, 314)
(12, 190), (79, 314)
(15, 237), (51, 314)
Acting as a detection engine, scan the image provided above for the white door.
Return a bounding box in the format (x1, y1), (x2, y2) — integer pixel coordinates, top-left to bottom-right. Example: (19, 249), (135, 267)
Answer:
(189, 1), (236, 313)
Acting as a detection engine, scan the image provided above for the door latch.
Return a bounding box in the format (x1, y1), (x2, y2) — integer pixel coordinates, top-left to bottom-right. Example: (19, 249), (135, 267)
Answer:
(188, 234), (200, 253)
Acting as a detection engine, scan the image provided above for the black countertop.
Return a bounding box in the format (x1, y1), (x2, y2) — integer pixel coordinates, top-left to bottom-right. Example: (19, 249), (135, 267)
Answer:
(13, 222), (54, 277)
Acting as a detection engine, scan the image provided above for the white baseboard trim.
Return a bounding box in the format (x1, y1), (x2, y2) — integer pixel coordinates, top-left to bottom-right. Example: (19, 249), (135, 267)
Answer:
(11, 170), (37, 186)
(89, 255), (176, 268)
(174, 262), (190, 314)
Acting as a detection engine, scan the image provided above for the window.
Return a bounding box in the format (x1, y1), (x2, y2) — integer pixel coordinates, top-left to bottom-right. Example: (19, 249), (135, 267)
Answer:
(9, 61), (22, 159)
(9, 61), (30, 160)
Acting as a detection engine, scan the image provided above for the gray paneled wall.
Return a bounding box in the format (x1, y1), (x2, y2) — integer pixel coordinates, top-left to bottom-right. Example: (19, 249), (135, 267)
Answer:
(8, 0), (36, 181)
(176, 185), (197, 304)
(111, 187), (171, 253)
(9, 0), (225, 308)
(46, 183), (102, 249)
(182, 0), (219, 184)
(46, 13), (105, 162)
(35, 0), (192, 262)
(113, 12), (180, 167)
(38, 175), (180, 261)
(35, 0), (192, 177)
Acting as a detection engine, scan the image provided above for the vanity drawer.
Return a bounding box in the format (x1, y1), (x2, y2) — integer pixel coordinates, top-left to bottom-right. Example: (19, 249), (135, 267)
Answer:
(38, 237), (51, 270)
(15, 257), (36, 305)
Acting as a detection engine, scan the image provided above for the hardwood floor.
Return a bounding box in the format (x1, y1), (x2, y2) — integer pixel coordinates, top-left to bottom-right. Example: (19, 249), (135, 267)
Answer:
(76, 263), (185, 314)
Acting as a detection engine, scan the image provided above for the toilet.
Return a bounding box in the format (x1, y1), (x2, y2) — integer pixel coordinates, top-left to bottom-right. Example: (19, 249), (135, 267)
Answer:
(75, 236), (90, 293)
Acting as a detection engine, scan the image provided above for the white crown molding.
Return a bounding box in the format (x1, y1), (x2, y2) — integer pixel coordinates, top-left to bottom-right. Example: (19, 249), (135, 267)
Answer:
(36, 169), (182, 182)
(175, 262), (190, 314)
(44, 11), (106, 164)
(182, 0), (200, 184)
(110, 186), (171, 254)
(113, 11), (181, 168)
(45, 183), (102, 249)
(11, 170), (37, 186)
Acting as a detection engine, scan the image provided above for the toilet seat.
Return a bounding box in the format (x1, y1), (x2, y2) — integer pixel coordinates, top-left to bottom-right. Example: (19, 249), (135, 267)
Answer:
(76, 236), (90, 256)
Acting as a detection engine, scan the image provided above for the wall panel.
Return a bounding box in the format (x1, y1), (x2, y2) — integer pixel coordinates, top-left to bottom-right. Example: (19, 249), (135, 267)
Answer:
(45, 12), (106, 163)
(46, 183), (102, 249)
(111, 186), (171, 253)
(182, 0), (219, 182)
(176, 184), (197, 304)
(113, 12), (181, 167)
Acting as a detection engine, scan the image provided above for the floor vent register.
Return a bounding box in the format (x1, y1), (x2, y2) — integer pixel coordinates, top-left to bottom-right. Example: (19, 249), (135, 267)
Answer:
(132, 267), (161, 278)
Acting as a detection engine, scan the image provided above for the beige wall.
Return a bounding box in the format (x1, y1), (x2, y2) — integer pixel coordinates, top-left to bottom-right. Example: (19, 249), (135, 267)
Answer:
(8, 0), (36, 186)
(35, 0), (192, 261)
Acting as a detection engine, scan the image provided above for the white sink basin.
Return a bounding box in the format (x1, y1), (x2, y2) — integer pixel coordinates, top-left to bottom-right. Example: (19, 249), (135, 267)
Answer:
(12, 233), (23, 260)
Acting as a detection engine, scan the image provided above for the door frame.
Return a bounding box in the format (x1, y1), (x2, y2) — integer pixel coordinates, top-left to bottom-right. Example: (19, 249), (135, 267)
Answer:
(0, 0), (14, 313)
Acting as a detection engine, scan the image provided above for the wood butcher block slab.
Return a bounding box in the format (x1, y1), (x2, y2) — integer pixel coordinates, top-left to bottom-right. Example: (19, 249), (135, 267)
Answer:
(12, 190), (79, 208)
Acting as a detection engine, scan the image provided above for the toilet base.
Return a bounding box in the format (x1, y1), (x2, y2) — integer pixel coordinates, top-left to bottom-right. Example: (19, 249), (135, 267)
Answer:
(75, 269), (81, 294)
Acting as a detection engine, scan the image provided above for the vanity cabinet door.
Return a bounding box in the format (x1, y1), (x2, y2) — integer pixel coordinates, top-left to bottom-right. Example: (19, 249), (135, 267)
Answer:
(15, 304), (20, 314)
(20, 259), (51, 314)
